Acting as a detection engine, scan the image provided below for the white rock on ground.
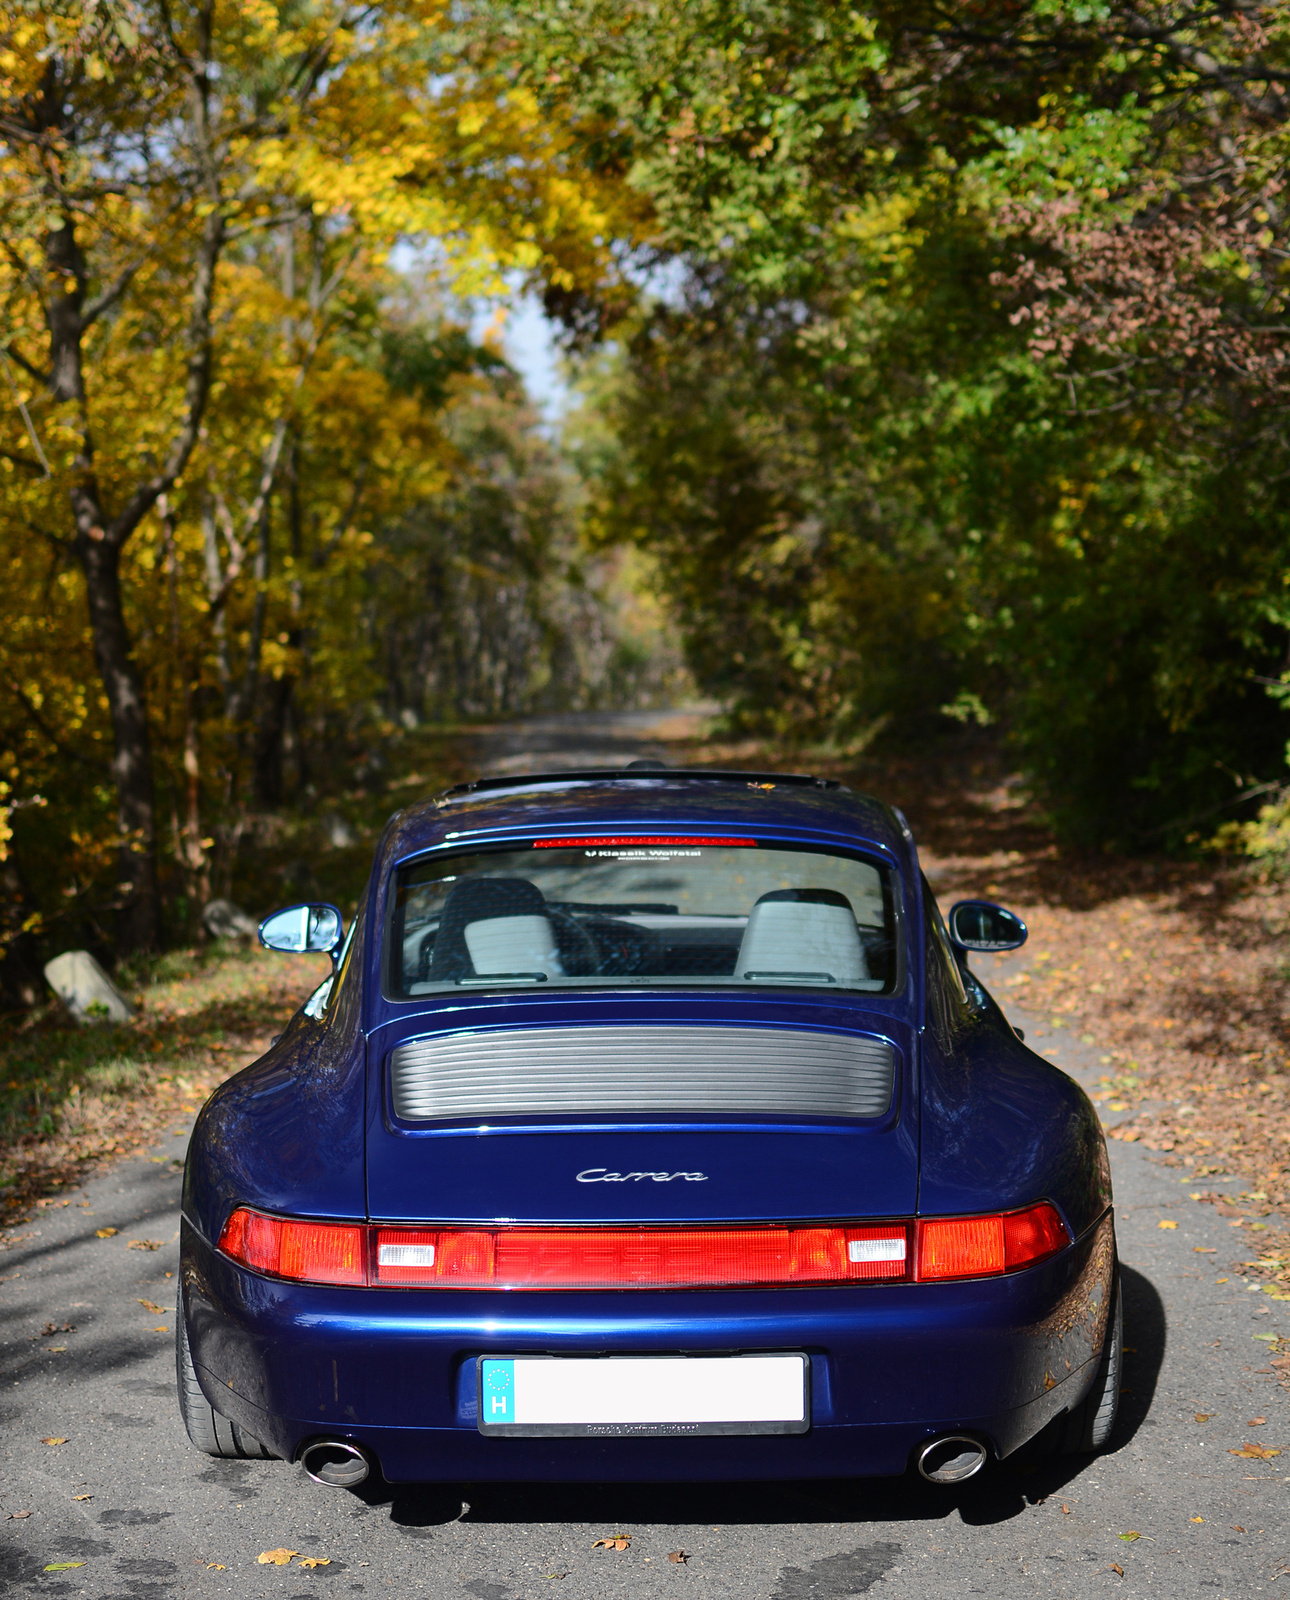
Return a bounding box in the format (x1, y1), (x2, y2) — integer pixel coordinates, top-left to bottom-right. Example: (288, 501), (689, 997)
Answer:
(43, 950), (134, 1024)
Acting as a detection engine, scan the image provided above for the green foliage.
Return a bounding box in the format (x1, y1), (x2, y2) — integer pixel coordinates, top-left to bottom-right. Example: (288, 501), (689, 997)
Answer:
(520, 0), (1290, 847)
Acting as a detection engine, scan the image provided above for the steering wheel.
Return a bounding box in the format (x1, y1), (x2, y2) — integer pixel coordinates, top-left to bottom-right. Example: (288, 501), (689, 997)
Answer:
(548, 909), (602, 976)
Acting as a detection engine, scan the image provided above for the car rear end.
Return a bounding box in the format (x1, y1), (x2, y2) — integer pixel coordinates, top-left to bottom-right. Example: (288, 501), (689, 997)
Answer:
(181, 776), (1114, 1483)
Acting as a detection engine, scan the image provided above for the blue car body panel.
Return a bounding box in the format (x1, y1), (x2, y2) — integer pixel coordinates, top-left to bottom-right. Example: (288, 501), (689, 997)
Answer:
(181, 773), (1115, 1482)
(365, 993), (917, 1225)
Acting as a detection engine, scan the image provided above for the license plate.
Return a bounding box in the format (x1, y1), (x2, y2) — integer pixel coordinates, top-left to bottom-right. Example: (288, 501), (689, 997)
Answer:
(476, 1354), (809, 1437)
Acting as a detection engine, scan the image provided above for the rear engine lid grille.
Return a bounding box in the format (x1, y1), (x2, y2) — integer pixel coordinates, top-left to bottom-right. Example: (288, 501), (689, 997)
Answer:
(388, 1024), (895, 1122)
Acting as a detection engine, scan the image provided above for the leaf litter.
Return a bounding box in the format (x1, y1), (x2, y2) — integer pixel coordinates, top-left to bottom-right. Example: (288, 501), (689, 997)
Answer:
(256, 1549), (330, 1568)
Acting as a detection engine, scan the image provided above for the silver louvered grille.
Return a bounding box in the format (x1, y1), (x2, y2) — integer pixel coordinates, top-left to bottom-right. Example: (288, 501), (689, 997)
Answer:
(389, 1025), (895, 1122)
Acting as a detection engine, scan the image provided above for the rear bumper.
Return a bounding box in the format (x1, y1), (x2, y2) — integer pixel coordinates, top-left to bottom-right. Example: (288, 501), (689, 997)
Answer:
(181, 1212), (1114, 1482)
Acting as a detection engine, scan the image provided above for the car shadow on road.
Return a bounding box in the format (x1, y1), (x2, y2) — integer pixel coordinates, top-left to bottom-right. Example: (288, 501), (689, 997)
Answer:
(350, 1265), (1166, 1532)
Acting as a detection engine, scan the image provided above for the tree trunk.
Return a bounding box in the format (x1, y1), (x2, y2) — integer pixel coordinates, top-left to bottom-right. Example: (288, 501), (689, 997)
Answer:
(253, 673), (295, 807)
(76, 527), (160, 952)
(46, 209), (162, 955)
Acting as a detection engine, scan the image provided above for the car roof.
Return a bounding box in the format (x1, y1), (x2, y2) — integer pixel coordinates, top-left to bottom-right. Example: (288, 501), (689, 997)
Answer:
(377, 767), (913, 869)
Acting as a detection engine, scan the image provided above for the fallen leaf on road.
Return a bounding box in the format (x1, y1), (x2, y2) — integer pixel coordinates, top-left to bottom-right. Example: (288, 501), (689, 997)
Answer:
(94, 1228), (117, 1238)
(1110, 1563), (1124, 1577)
(1158, 1220), (1178, 1229)
(1248, 1417), (1267, 1426)
(297, 1558), (331, 1568)
(128, 1240), (161, 1252)
(1118, 1531), (1140, 1542)
(258, 1549), (299, 1565)
(44, 1563), (84, 1571)
(669, 1551), (689, 1563)
(1217, 1277), (1229, 1283)
(206, 1562), (227, 1569)
(7, 1511), (30, 1520)
(41, 1322), (73, 1336)
(1190, 1517), (1203, 1523)
(152, 1325), (168, 1333)
(1253, 1332), (1278, 1342)
(592, 1535), (631, 1551)
(40, 1437), (66, 1446)
(1233, 1525), (1247, 1533)
(1060, 1504), (1071, 1514)
(137, 1299), (165, 1314)
(1195, 1414), (1213, 1422)
(1193, 1246), (1216, 1253)
(1229, 1443), (1281, 1459)
(72, 1495), (91, 1502)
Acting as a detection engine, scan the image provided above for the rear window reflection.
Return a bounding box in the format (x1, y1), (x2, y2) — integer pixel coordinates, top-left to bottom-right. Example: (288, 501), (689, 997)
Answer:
(387, 842), (900, 996)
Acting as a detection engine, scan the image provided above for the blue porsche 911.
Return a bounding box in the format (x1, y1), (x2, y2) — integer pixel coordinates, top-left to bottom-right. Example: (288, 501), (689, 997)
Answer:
(177, 766), (1119, 1490)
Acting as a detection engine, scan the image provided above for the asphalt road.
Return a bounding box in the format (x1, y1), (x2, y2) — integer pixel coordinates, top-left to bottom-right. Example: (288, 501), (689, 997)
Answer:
(2, 718), (1287, 1598)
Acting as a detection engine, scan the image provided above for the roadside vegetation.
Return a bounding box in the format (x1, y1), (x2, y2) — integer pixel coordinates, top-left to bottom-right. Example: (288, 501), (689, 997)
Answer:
(0, 942), (327, 1221)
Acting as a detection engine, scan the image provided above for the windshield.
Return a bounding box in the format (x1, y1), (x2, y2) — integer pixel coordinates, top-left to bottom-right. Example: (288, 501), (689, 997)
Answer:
(386, 838), (901, 997)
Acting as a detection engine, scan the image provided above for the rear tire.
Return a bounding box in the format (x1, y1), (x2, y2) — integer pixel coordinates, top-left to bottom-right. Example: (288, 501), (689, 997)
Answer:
(176, 1289), (274, 1459)
(1061, 1272), (1122, 1454)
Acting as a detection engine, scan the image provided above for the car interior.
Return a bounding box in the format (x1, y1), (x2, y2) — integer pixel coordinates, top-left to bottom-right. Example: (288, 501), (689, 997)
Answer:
(395, 873), (893, 994)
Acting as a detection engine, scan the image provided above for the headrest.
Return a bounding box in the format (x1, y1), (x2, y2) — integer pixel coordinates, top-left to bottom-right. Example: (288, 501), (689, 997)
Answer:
(428, 877), (548, 982)
(736, 887), (867, 985)
(753, 888), (853, 909)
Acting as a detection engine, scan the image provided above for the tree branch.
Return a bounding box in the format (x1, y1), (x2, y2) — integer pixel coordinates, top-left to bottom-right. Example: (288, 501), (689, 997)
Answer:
(4, 679), (99, 768)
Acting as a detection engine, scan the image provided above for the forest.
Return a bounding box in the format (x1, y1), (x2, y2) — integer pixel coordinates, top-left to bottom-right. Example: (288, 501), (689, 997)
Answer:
(2, 0), (1290, 991)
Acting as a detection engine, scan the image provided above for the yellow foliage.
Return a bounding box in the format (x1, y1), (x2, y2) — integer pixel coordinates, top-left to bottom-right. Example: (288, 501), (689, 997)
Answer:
(0, 0), (649, 947)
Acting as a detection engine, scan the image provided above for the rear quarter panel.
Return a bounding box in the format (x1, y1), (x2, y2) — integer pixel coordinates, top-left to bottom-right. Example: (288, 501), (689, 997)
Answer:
(183, 956), (368, 1244)
(918, 1005), (1111, 1240)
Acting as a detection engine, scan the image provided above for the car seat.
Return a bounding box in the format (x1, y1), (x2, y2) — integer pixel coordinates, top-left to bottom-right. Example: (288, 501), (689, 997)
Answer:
(427, 877), (565, 983)
(734, 888), (869, 985)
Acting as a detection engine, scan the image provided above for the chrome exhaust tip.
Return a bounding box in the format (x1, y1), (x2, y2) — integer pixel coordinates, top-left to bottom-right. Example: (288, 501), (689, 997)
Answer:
(300, 1439), (371, 1488)
(916, 1434), (988, 1485)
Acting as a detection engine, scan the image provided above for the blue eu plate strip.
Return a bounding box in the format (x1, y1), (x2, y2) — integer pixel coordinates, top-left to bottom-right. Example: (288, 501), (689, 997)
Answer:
(480, 1358), (516, 1424)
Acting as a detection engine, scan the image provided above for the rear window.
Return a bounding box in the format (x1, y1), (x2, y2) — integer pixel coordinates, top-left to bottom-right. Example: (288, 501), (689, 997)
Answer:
(386, 838), (902, 997)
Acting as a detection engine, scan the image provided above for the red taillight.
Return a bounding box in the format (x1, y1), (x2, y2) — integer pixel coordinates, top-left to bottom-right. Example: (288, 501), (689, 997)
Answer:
(372, 1224), (910, 1289)
(218, 1209), (365, 1286)
(917, 1214), (1005, 1280)
(1002, 1202), (1070, 1270)
(215, 1205), (1067, 1289)
(914, 1203), (1069, 1282)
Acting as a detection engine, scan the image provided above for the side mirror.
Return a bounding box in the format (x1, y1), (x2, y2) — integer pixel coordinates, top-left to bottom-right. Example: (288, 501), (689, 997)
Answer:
(947, 900), (1028, 953)
(258, 903), (343, 955)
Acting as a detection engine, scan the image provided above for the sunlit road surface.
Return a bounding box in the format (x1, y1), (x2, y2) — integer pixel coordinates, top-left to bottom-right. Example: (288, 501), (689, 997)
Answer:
(2, 715), (1285, 1598)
